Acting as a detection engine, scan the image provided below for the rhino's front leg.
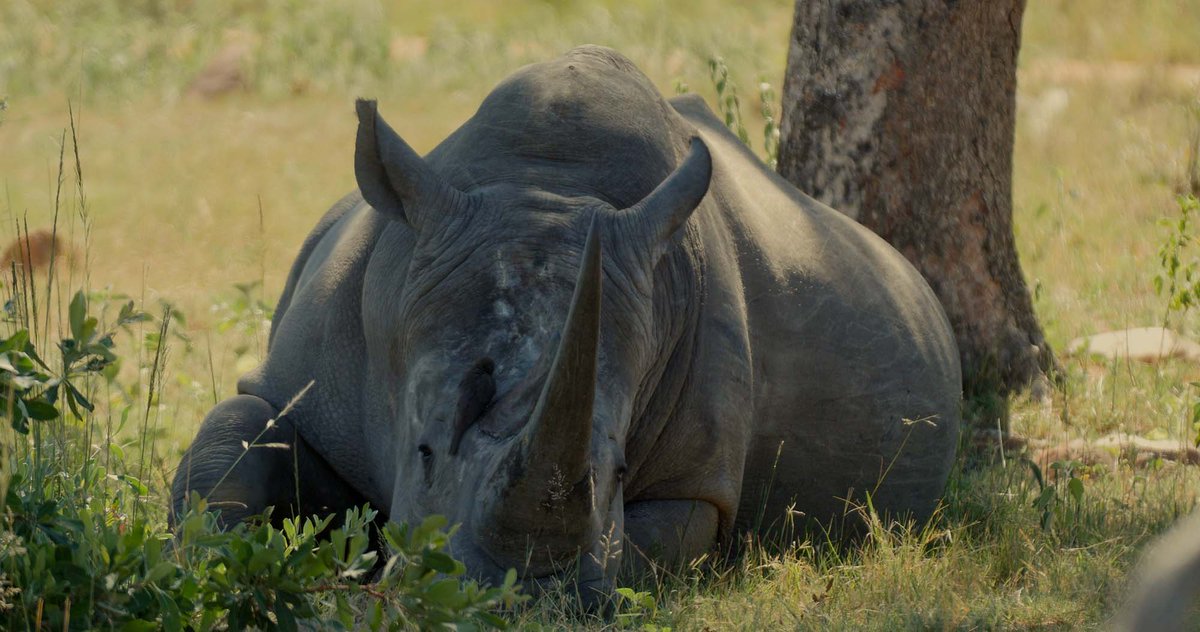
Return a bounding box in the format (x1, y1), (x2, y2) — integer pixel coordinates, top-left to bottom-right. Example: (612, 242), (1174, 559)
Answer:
(170, 394), (364, 528)
(623, 499), (720, 574)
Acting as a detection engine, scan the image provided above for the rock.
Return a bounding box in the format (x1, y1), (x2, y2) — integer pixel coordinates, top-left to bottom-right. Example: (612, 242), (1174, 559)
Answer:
(1020, 87), (1070, 138)
(389, 36), (428, 62)
(186, 42), (251, 99)
(0, 228), (77, 273)
(1032, 441), (1117, 479)
(972, 429), (1200, 478)
(1038, 434), (1200, 473)
(1066, 327), (1200, 363)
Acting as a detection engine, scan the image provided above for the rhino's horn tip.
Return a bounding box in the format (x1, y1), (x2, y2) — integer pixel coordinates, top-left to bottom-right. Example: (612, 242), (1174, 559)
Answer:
(355, 98), (378, 120)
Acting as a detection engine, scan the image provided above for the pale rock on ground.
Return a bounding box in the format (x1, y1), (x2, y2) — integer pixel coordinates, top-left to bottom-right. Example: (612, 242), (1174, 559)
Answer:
(972, 429), (1200, 480)
(1066, 326), (1200, 363)
(186, 34), (255, 99)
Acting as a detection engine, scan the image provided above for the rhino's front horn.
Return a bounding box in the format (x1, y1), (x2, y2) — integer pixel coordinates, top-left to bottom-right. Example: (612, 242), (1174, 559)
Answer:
(493, 215), (602, 532)
(354, 99), (468, 230)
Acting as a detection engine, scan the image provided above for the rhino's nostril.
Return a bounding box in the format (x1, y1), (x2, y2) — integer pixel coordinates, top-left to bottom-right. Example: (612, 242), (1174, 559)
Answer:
(450, 357), (497, 455)
(418, 443), (434, 482)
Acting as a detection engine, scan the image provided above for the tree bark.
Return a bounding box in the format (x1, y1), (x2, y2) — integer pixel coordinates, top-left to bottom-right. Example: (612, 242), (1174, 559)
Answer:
(777, 0), (1055, 400)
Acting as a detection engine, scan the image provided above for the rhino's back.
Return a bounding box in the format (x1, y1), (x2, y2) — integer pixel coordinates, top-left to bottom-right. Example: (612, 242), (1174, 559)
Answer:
(425, 46), (696, 206)
(672, 95), (961, 526)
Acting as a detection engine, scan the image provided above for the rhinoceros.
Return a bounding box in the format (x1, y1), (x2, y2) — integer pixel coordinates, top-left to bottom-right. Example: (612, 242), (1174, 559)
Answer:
(172, 45), (961, 598)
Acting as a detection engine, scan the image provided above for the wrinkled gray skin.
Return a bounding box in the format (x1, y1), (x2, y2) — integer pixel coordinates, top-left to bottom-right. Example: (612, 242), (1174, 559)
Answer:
(1113, 509), (1200, 631)
(172, 46), (961, 602)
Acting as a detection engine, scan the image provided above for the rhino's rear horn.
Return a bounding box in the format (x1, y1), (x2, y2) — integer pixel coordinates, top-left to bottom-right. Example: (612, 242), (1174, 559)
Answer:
(617, 136), (712, 261)
(354, 99), (468, 230)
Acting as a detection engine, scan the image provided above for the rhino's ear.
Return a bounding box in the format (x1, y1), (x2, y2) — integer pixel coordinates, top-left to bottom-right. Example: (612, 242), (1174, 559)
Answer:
(616, 137), (712, 262)
(354, 99), (465, 229)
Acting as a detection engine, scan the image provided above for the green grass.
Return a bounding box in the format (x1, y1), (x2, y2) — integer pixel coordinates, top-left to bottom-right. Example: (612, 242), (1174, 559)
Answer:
(3, 0), (1200, 628)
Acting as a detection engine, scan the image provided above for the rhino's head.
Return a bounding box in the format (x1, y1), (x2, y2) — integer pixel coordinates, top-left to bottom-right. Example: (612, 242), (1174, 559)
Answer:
(353, 100), (710, 597)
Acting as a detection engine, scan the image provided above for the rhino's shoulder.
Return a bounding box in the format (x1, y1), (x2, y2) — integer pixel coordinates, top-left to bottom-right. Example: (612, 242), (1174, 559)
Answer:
(273, 192), (374, 324)
(244, 191), (389, 405)
(672, 92), (954, 366)
(671, 92), (921, 287)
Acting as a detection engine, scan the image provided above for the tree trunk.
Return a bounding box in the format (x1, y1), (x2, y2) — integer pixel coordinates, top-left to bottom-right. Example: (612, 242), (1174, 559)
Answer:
(777, 0), (1055, 401)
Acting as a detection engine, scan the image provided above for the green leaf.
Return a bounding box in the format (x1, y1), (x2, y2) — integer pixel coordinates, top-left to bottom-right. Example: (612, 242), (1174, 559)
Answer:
(146, 560), (176, 584)
(0, 329), (27, 353)
(274, 600), (299, 632)
(120, 620), (160, 632)
(118, 300), (151, 326)
(66, 380), (94, 413)
(22, 398), (58, 420)
(425, 578), (466, 607)
(69, 290), (87, 341)
(477, 611), (509, 628)
(9, 406), (29, 433)
(1033, 485), (1055, 511)
(119, 474), (149, 496)
(368, 599), (384, 630)
(79, 315), (98, 344)
(247, 547), (278, 574)
(1068, 477), (1084, 503)
(424, 550), (458, 574)
(144, 533), (164, 566)
(335, 592), (355, 628)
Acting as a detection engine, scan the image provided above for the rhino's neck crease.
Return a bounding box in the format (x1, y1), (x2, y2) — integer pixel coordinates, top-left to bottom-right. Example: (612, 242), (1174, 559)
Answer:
(624, 228), (705, 489)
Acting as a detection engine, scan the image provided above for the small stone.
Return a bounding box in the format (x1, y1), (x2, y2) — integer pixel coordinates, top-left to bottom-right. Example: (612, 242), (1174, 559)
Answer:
(186, 42), (252, 99)
(1066, 327), (1200, 363)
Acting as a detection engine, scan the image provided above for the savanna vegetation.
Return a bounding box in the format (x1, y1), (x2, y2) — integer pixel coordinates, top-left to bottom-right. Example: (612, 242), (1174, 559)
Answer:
(2, 0), (1200, 628)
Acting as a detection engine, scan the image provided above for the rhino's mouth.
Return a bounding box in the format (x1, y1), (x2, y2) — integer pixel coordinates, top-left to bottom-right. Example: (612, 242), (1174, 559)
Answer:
(448, 526), (615, 606)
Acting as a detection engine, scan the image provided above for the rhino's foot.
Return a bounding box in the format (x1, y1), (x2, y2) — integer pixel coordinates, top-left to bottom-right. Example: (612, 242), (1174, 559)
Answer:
(623, 499), (720, 575)
(170, 394), (366, 529)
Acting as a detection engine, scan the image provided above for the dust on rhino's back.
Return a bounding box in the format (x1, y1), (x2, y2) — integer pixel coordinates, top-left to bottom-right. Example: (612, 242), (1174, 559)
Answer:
(673, 95), (961, 524)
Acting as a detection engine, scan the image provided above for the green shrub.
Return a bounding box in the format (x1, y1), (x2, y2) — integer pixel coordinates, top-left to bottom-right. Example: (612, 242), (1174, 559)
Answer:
(0, 290), (522, 630)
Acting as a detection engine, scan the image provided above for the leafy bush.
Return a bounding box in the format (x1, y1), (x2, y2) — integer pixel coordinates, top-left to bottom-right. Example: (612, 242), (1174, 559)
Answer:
(1154, 194), (1200, 328)
(0, 290), (522, 630)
